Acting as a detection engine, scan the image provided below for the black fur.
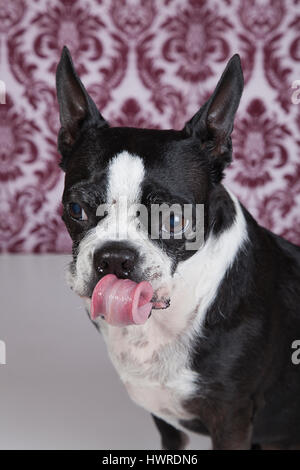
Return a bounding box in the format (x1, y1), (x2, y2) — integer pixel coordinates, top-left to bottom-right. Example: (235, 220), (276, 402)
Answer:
(152, 415), (188, 450)
(180, 210), (300, 448)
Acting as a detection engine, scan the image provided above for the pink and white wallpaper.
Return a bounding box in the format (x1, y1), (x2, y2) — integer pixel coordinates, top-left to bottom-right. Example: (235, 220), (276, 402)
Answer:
(1, 0), (300, 253)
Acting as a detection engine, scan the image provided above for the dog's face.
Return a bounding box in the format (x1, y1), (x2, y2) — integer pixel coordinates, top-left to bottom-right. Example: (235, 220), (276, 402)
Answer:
(56, 47), (243, 309)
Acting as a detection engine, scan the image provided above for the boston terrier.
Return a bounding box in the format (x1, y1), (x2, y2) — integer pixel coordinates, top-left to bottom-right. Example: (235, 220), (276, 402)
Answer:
(56, 46), (300, 450)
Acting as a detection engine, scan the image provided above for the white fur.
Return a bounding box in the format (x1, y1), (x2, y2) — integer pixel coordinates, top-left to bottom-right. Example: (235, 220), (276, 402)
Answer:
(174, 188), (248, 334)
(67, 151), (248, 433)
(107, 151), (145, 204)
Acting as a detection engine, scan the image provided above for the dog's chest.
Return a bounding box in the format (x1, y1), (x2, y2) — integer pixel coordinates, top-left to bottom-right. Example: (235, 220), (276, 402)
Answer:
(100, 315), (197, 424)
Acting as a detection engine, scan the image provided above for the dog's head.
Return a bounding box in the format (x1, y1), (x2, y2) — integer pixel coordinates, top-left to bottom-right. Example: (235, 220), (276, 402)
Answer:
(56, 47), (243, 321)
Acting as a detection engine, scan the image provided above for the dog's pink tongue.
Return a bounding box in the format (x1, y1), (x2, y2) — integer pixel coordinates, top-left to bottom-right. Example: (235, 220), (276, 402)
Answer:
(91, 274), (153, 326)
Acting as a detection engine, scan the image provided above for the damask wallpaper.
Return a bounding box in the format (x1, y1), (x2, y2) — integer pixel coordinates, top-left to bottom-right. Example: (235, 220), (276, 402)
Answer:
(1, 0), (300, 252)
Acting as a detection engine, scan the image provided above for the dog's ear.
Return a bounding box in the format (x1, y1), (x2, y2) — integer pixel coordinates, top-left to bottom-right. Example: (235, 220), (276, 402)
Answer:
(184, 54), (243, 178)
(56, 46), (108, 165)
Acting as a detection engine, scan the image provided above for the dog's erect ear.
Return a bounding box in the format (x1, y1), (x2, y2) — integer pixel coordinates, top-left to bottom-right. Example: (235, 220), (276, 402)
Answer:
(184, 54), (243, 174)
(56, 46), (108, 160)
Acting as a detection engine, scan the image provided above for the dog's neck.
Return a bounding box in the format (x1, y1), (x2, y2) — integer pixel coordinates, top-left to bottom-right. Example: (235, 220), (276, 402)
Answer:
(146, 188), (249, 337)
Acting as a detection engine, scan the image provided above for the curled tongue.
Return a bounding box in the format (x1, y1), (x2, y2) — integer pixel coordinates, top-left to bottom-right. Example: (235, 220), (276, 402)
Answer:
(91, 274), (153, 326)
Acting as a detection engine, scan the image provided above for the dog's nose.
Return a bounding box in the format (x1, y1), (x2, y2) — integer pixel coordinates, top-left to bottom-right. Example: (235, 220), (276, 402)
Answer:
(93, 242), (138, 279)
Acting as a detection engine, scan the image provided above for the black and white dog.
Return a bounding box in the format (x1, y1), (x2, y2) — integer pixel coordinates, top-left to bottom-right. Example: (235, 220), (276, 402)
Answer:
(56, 46), (300, 450)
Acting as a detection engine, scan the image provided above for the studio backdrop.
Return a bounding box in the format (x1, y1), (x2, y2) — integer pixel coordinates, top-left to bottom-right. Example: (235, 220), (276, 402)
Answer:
(1, 0), (300, 252)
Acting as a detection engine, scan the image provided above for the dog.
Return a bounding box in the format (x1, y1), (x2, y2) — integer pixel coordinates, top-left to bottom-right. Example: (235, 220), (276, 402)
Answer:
(56, 46), (300, 450)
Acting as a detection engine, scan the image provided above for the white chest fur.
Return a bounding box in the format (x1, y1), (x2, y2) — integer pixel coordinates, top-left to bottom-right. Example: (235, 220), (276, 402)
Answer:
(100, 305), (199, 427)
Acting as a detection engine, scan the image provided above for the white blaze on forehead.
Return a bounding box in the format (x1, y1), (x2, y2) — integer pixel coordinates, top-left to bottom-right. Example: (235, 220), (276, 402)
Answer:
(107, 151), (145, 204)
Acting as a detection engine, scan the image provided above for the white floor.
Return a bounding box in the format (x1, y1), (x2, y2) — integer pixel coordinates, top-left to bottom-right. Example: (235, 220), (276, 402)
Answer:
(0, 255), (211, 450)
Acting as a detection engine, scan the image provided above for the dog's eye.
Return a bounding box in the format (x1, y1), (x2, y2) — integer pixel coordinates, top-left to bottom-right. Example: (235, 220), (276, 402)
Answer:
(68, 202), (88, 221)
(161, 213), (189, 236)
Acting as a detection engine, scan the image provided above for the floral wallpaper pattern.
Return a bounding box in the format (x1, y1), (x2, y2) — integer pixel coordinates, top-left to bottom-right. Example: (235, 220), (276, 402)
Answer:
(1, 0), (300, 252)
